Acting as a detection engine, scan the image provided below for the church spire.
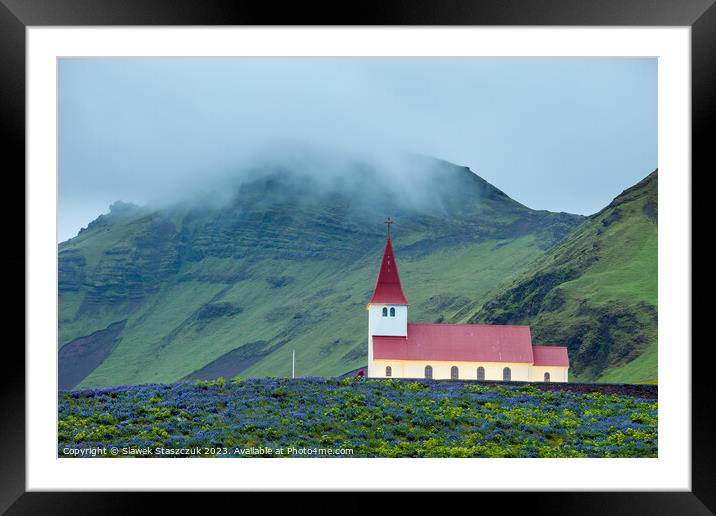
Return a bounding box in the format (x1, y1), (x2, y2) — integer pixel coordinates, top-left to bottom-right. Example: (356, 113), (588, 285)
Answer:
(369, 220), (408, 305)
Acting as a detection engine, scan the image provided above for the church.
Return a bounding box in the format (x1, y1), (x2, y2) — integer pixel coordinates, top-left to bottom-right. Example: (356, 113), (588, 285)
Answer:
(367, 222), (569, 382)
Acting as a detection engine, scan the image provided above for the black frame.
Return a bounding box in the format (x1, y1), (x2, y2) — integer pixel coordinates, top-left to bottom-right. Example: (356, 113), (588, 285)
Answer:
(2, 0), (710, 512)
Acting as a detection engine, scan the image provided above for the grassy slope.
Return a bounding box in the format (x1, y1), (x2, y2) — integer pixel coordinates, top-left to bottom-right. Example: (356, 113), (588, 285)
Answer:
(72, 234), (544, 388)
(61, 162), (658, 388)
(465, 171), (657, 383)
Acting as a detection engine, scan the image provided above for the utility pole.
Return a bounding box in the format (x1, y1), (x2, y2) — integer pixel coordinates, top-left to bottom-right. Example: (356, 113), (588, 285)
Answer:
(292, 349), (295, 379)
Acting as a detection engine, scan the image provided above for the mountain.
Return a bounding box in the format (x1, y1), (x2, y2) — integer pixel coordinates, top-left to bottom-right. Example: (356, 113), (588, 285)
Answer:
(58, 151), (585, 389)
(462, 170), (657, 383)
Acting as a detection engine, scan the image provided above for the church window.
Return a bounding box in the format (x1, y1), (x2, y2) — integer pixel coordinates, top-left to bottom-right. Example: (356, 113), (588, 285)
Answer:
(503, 367), (511, 381)
(451, 366), (459, 380)
(382, 307), (388, 317)
(544, 372), (550, 382)
(385, 366), (392, 377)
(425, 365), (433, 379)
(477, 367), (485, 381)
(390, 307), (395, 317)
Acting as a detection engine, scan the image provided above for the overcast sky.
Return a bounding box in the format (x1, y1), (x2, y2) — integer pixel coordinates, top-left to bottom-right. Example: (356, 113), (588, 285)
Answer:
(59, 57), (657, 242)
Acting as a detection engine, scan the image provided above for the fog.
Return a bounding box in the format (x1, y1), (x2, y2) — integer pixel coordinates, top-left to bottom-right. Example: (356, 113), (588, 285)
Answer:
(59, 57), (657, 242)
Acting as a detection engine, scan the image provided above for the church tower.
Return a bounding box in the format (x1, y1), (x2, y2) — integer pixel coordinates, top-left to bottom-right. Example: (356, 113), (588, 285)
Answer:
(367, 219), (408, 377)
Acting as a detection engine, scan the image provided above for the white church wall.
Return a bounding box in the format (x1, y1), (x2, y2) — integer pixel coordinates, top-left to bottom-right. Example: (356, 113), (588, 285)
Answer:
(529, 366), (569, 383)
(367, 305), (407, 378)
(368, 304), (407, 336)
(371, 359), (568, 382)
(372, 359), (536, 381)
(367, 335), (373, 378)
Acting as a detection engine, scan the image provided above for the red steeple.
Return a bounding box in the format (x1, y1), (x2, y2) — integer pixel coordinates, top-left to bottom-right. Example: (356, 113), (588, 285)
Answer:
(369, 222), (408, 305)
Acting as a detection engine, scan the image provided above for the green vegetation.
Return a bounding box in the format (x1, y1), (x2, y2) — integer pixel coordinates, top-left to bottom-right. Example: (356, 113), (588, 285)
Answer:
(58, 378), (658, 458)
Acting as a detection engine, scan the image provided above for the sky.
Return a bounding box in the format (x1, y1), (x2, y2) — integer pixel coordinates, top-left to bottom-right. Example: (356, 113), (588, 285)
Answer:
(58, 57), (657, 242)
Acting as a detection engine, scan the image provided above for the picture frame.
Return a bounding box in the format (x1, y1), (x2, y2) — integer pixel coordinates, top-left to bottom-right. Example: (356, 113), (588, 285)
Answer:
(3, 0), (710, 511)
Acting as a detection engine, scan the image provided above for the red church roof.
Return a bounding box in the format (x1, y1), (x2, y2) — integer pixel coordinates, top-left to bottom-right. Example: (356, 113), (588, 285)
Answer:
(373, 323), (535, 363)
(532, 345), (570, 367)
(368, 235), (408, 305)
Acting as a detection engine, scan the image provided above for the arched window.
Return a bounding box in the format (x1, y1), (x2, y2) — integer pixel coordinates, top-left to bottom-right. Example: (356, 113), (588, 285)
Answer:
(425, 365), (433, 379)
(385, 366), (392, 377)
(477, 367), (485, 381)
(390, 307), (396, 317)
(451, 366), (459, 380)
(544, 372), (550, 382)
(503, 367), (511, 381)
(382, 307), (388, 317)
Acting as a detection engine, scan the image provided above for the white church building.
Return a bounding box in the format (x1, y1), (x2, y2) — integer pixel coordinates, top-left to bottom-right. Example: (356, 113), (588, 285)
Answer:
(367, 224), (569, 382)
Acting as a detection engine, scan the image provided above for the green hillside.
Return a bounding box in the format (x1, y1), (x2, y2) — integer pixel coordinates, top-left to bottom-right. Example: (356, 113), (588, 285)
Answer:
(463, 170), (658, 383)
(58, 154), (584, 389)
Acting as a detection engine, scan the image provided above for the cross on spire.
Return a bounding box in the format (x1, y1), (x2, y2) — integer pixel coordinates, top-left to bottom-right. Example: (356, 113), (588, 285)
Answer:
(384, 217), (395, 238)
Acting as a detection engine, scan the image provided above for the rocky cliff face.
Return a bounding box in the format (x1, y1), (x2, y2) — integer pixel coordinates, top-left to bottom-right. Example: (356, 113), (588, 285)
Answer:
(62, 158), (584, 306)
(58, 248), (86, 292)
(85, 218), (181, 303)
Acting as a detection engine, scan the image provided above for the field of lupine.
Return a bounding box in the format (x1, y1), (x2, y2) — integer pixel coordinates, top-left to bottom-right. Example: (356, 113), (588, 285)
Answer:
(58, 377), (657, 458)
